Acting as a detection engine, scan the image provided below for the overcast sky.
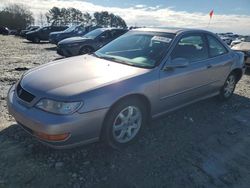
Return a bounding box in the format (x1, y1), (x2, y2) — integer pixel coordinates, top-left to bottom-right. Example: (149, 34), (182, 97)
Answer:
(1, 0), (250, 34)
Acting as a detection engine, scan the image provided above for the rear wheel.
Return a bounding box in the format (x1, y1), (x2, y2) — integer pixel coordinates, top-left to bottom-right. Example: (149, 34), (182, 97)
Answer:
(102, 98), (147, 149)
(79, 46), (93, 55)
(219, 73), (237, 100)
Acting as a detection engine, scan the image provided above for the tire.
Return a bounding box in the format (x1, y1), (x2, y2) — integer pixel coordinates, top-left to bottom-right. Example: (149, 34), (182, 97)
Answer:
(79, 46), (93, 55)
(219, 73), (237, 101)
(33, 37), (40, 43)
(102, 98), (147, 149)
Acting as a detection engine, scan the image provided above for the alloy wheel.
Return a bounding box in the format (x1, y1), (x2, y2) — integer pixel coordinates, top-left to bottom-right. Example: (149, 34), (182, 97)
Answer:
(224, 74), (236, 98)
(112, 106), (142, 143)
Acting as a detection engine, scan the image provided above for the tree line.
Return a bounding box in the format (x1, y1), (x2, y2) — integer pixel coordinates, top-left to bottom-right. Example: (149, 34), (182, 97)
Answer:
(0, 4), (127, 30)
(0, 4), (34, 30)
(45, 7), (127, 28)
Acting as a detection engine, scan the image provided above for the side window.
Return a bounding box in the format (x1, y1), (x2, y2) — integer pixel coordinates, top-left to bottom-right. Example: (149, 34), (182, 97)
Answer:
(99, 31), (110, 39)
(42, 27), (48, 31)
(110, 30), (124, 38)
(171, 35), (209, 63)
(77, 26), (85, 32)
(207, 35), (228, 57)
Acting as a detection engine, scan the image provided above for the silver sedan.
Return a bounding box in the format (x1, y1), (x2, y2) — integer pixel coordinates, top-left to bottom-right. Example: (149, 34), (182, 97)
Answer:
(7, 28), (245, 149)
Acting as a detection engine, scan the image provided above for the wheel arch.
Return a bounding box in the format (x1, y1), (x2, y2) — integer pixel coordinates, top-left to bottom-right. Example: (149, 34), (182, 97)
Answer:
(231, 68), (243, 83)
(100, 93), (151, 139)
(79, 45), (94, 54)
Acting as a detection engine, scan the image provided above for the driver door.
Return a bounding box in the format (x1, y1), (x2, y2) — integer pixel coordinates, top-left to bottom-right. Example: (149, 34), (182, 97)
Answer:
(40, 27), (51, 40)
(158, 34), (213, 113)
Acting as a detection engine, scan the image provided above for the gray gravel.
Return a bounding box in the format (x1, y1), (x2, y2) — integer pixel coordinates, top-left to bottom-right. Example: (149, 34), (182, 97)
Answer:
(1, 35), (250, 188)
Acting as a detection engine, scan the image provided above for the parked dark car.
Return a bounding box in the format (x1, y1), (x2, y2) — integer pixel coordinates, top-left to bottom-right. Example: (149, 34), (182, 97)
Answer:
(26, 26), (68, 43)
(232, 36), (250, 68)
(57, 28), (127, 57)
(49, 25), (100, 44)
(19, 26), (40, 37)
(7, 28), (245, 149)
(0, 26), (9, 35)
(9, 30), (18, 35)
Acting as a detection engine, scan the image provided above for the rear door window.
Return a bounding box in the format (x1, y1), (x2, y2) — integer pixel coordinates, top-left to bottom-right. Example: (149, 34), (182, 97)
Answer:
(207, 35), (228, 57)
(171, 34), (209, 63)
(110, 30), (125, 38)
(100, 31), (110, 39)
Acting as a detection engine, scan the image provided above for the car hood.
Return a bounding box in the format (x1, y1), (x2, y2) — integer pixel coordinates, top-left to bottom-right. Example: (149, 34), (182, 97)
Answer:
(231, 42), (250, 51)
(21, 55), (149, 99)
(59, 37), (90, 45)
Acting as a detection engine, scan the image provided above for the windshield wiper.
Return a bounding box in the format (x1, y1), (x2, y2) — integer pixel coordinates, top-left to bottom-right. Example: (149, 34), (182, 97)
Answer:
(98, 55), (134, 66)
(93, 53), (153, 68)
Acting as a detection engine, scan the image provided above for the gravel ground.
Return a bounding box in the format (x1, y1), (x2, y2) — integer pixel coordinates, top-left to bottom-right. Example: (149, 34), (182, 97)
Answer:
(1, 35), (250, 188)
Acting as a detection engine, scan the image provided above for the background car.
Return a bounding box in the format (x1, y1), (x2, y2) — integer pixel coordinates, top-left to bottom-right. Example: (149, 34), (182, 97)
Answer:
(232, 36), (250, 68)
(8, 29), (18, 35)
(217, 33), (239, 45)
(0, 26), (9, 35)
(57, 28), (128, 57)
(26, 25), (68, 43)
(49, 25), (100, 44)
(19, 26), (40, 37)
(7, 28), (245, 149)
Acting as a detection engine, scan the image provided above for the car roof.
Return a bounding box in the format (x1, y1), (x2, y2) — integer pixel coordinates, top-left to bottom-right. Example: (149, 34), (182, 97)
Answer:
(133, 27), (211, 35)
(98, 28), (126, 31)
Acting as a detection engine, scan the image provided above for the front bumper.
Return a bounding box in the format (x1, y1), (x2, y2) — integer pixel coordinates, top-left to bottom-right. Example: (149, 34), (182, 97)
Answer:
(26, 35), (34, 42)
(7, 85), (109, 149)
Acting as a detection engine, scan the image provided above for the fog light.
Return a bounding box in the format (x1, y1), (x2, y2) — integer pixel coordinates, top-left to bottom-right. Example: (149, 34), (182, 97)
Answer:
(34, 131), (70, 141)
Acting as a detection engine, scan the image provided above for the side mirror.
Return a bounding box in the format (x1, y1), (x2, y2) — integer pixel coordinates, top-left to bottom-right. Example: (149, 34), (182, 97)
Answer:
(163, 58), (189, 70)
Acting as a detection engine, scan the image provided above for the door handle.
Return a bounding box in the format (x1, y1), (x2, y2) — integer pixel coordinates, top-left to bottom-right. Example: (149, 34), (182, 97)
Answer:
(207, 64), (212, 69)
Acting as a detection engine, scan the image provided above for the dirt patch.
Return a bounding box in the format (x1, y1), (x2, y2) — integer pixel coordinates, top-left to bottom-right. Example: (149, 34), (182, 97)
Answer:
(1, 35), (250, 188)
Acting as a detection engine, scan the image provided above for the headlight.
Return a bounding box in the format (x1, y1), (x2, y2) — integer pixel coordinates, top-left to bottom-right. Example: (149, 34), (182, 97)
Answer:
(36, 99), (82, 115)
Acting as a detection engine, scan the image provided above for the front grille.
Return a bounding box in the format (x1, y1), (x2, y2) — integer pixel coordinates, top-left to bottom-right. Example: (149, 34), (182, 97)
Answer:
(16, 83), (35, 103)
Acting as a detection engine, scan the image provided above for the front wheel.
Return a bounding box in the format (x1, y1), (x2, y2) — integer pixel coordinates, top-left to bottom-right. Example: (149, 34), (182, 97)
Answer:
(79, 46), (93, 55)
(219, 73), (237, 100)
(102, 98), (147, 149)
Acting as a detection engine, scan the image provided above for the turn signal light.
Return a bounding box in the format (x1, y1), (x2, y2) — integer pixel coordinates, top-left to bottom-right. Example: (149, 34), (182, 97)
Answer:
(34, 131), (70, 141)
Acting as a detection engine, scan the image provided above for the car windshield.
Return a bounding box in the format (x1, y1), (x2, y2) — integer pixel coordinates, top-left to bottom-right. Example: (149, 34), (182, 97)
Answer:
(84, 28), (106, 39)
(64, 25), (77, 32)
(94, 31), (175, 68)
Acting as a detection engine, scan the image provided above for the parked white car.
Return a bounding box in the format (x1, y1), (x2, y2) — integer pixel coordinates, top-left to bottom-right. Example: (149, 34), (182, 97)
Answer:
(231, 38), (245, 47)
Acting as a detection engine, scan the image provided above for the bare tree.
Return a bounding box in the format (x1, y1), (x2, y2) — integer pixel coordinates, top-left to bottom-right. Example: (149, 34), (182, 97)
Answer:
(38, 12), (46, 27)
